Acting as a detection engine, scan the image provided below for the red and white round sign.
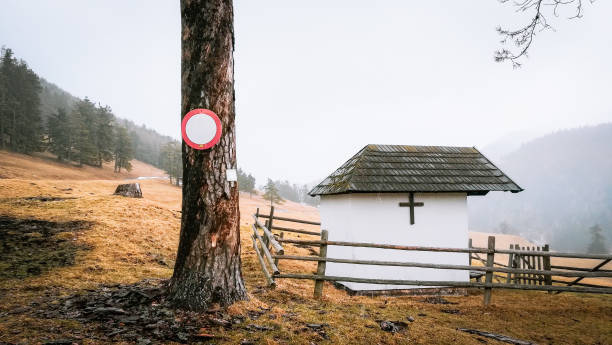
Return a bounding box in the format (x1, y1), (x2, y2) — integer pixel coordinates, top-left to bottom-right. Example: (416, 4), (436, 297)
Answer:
(181, 109), (222, 150)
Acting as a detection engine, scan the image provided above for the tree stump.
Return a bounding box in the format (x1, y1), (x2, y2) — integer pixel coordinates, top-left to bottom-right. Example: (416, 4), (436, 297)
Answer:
(114, 183), (142, 198)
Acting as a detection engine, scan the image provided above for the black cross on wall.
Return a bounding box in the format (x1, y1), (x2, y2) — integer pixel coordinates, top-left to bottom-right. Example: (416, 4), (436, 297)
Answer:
(398, 192), (424, 225)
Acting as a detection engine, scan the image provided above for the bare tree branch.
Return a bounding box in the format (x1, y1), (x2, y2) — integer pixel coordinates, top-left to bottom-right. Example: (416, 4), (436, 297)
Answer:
(495, 0), (593, 68)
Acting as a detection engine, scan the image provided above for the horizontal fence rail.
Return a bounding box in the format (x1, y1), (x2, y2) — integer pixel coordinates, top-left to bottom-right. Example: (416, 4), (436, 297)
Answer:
(256, 213), (321, 226)
(551, 265), (612, 273)
(274, 274), (612, 294)
(272, 255), (612, 278)
(250, 207), (612, 305)
(270, 225), (321, 236)
(277, 239), (612, 260)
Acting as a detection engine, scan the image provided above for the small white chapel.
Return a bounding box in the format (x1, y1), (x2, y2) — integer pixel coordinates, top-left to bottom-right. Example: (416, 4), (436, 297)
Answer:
(309, 144), (522, 293)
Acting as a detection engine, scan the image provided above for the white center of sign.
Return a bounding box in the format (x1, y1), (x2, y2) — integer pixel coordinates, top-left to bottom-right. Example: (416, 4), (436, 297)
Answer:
(185, 113), (217, 144)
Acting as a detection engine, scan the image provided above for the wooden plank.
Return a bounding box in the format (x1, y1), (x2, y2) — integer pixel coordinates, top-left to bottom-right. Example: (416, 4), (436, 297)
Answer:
(521, 246), (527, 285)
(470, 255), (508, 268)
(268, 206), (275, 238)
(530, 247), (537, 285)
(551, 265), (612, 273)
(274, 274), (612, 294)
(251, 234), (275, 287)
(257, 213), (321, 225)
(556, 258), (612, 295)
(525, 246), (533, 284)
(542, 244), (552, 287)
(253, 216), (284, 255)
(514, 243), (521, 285)
(506, 244), (514, 284)
(483, 236), (495, 306)
(279, 239), (483, 254)
(468, 239), (473, 267)
(252, 225), (280, 275)
(274, 232), (284, 267)
(313, 230), (328, 298)
(272, 255), (608, 277)
(278, 238), (612, 260)
(551, 279), (611, 289)
(271, 225), (320, 236)
(494, 247), (612, 260)
(537, 246), (543, 285)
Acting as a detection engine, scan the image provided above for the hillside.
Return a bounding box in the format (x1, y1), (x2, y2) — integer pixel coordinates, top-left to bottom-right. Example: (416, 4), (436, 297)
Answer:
(38, 78), (176, 168)
(0, 150), (166, 180)
(1, 153), (611, 344)
(469, 123), (612, 252)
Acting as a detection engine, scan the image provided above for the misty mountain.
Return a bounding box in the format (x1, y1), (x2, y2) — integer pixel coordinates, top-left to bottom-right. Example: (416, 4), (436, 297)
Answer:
(38, 78), (175, 168)
(479, 130), (541, 163)
(469, 123), (612, 252)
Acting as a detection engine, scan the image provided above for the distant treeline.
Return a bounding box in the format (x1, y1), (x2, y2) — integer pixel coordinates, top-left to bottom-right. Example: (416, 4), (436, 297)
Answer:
(0, 47), (176, 172)
(469, 123), (612, 253)
(236, 169), (319, 206)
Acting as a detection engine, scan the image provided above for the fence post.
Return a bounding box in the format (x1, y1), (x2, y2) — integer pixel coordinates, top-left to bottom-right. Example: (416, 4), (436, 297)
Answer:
(314, 229), (328, 299)
(529, 246), (538, 285)
(268, 205), (275, 230)
(542, 244), (552, 292)
(536, 246), (543, 285)
(515, 244), (522, 284)
(525, 246), (531, 285)
(262, 206), (274, 248)
(506, 244), (514, 283)
(274, 232), (284, 267)
(483, 236), (495, 306)
(468, 239), (473, 266)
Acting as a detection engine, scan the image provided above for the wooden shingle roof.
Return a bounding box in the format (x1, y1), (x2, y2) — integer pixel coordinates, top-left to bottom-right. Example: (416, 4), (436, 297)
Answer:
(309, 144), (523, 196)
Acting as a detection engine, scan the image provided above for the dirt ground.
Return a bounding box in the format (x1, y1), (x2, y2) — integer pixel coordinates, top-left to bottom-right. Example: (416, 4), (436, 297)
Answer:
(0, 151), (611, 345)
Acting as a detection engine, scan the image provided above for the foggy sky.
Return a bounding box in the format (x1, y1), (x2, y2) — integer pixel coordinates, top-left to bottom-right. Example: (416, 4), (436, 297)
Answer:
(1, 1), (611, 185)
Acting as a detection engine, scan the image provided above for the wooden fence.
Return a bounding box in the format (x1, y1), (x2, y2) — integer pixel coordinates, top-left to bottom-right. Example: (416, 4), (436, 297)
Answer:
(252, 207), (612, 305)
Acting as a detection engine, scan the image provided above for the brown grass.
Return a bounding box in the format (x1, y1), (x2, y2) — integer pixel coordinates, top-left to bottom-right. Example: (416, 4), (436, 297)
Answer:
(0, 150), (166, 180)
(0, 153), (611, 345)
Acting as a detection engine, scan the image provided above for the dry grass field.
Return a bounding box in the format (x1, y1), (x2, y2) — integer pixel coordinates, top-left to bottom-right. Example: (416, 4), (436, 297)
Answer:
(0, 150), (610, 345)
(0, 150), (165, 180)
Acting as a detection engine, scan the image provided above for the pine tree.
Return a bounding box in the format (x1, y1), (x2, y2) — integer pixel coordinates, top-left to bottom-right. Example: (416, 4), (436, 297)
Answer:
(47, 108), (71, 161)
(0, 48), (43, 153)
(587, 225), (609, 254)
(114, 126), (133, 173)
(237, 168), (256, 196)
(0, 48), (17, 151)
(263, 179), (284, 207)
(0, 48), (9, 150)
(16, 61), (43, 153)
(73, 99), (97, 165)
(95, 105), (115, 167)
(160, 141), (182, 185)
(70, 108), (92, 167)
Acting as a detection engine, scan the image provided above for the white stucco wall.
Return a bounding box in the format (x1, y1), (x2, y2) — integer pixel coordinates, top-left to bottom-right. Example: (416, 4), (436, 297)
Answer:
(319, 193), (469, 291)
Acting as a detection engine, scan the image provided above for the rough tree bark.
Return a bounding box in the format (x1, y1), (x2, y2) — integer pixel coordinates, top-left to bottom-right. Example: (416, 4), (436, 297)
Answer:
(168, 0), (247, 310)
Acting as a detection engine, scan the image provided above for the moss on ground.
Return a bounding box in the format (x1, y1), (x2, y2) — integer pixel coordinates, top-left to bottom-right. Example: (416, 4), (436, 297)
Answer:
(0, 214), (92, 279)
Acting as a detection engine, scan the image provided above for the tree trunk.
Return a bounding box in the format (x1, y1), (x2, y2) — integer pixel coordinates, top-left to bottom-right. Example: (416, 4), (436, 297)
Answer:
(168, 0), (246, 311)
